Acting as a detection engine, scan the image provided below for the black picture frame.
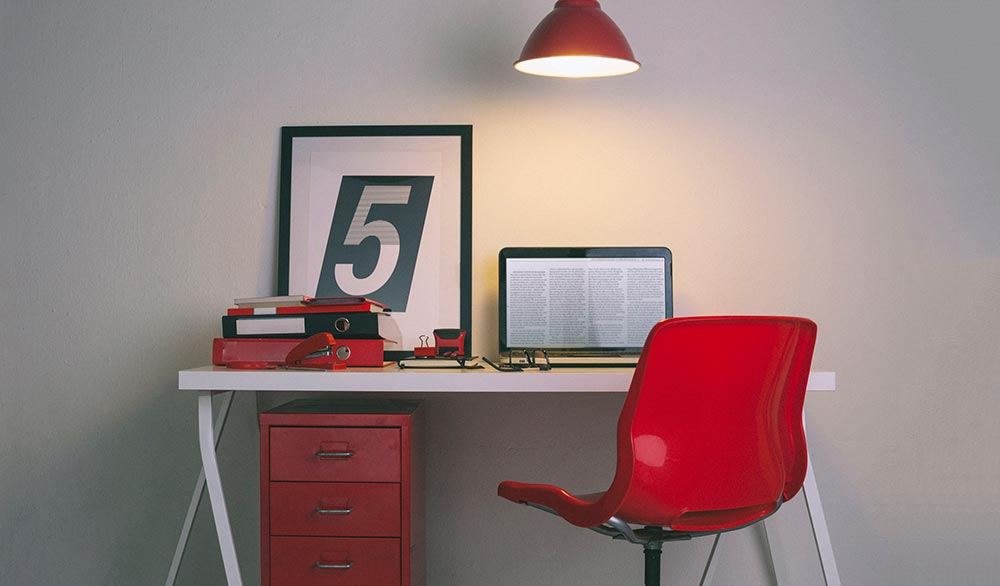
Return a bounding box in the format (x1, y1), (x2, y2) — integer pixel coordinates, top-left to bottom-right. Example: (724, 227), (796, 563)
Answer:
(277, 125), (472, 359)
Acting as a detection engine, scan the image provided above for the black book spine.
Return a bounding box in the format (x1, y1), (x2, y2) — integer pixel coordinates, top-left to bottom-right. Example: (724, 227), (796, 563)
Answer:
(221, 312), (387, 339)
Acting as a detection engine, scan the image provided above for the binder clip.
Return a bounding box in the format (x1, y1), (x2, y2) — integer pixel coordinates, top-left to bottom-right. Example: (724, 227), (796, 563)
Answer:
(414, 334), (437, 357)
(284, 333), (348, 370)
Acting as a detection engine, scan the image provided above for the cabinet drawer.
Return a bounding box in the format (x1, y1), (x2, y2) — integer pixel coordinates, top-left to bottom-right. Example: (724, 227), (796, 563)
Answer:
(270, 536), (400, 586)
(270, 482), (401, 537)
(270, 427), (400, 482)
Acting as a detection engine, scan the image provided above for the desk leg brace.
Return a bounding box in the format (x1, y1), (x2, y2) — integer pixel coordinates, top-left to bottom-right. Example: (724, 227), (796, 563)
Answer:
(165, 391), (236, 586)
(802, 453), (842, 586)
(198, 391), (244, 586)
(760, 452), (841, 586)
(699, 436), (841, 586)
(185, 391), (244, 586)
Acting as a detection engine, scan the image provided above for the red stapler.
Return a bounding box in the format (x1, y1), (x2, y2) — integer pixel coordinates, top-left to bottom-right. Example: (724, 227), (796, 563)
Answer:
(284, 333), (348, 370)
(433, 328), (466, 357)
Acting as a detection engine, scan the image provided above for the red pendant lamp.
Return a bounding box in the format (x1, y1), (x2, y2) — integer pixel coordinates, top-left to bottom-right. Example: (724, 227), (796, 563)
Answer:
(515, 0), (640, 78)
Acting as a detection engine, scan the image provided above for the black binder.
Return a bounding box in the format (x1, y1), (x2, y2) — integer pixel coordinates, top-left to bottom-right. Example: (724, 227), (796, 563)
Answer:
(221, 311), (399, 340)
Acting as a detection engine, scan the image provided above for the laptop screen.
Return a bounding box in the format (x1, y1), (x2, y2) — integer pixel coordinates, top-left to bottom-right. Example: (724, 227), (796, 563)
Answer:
(499, 247), (673, 354)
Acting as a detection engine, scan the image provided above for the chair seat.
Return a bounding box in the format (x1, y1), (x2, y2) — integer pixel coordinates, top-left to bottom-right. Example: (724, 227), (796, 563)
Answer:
(498, 481), (614, 528)
(499, 481), (782, 533)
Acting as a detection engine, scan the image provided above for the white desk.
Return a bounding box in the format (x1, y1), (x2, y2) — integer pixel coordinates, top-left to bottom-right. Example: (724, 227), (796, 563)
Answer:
(170, 366), (840, 586)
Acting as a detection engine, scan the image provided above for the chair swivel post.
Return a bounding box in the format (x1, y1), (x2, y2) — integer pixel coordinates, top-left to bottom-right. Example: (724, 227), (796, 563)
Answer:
(643, 541), (663, 586)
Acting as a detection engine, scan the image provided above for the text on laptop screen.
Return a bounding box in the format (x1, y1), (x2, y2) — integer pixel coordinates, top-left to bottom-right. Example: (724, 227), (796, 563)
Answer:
(500, 248), (672, 353)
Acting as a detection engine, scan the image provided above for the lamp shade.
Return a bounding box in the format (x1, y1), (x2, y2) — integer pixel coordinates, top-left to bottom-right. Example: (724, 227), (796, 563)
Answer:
(515, 0), (639, 78)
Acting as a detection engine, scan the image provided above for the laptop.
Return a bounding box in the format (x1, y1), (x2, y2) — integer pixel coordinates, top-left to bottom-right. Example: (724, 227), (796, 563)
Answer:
(499, 247), (673, 367)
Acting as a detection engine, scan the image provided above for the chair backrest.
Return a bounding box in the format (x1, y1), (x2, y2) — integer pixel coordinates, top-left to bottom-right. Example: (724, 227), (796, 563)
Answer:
(604, 316), (817, 532)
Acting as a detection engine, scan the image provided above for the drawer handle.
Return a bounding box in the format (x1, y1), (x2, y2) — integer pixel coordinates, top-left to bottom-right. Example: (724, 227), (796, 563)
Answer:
(314, 562), (352, 570)
(314, 507), (353, 515)
(315, 450), (354, 459)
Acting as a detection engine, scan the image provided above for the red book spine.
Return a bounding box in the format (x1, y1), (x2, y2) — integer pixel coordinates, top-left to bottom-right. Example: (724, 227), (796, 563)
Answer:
(212, 338), (388, 367)
(226, 304), (383, 316)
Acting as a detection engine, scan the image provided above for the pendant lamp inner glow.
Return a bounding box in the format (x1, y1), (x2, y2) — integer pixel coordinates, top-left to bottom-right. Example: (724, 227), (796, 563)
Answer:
(515, 0), (639, 78)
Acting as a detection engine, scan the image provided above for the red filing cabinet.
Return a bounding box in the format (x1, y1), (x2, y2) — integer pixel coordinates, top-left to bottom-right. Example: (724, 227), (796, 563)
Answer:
(260, 400), (424, 586)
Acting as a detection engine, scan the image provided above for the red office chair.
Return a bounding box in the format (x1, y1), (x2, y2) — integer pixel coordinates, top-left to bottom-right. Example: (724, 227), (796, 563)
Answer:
(498, 316), (817, 586)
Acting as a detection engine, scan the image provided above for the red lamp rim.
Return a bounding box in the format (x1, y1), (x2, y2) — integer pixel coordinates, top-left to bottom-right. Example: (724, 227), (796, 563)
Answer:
(516, 0), (639, 75)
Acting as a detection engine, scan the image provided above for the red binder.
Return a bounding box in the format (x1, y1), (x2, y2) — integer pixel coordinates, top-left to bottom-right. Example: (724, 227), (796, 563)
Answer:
(212, 338), (390, 368)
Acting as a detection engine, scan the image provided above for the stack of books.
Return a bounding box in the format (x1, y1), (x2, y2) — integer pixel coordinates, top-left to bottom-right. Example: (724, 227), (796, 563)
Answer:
(212, 295), (400, 368)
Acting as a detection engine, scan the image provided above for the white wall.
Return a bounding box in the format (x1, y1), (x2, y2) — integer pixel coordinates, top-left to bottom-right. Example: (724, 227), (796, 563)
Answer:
(2, 1), (998, 585)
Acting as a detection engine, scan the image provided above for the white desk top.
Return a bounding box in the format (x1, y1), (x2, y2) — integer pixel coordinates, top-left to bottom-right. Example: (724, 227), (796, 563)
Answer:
(178, 365), (836, 393)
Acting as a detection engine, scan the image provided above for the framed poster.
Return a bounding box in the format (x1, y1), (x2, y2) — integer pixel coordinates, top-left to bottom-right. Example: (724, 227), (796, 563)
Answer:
(277, 125), (472, 359)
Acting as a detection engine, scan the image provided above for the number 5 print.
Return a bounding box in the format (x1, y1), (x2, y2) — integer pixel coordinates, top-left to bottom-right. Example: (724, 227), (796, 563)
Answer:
(316, 176), (433, 311)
